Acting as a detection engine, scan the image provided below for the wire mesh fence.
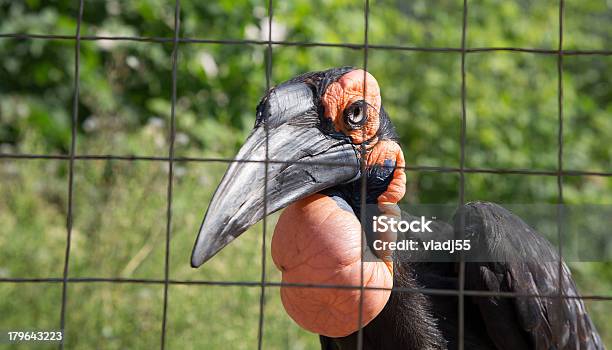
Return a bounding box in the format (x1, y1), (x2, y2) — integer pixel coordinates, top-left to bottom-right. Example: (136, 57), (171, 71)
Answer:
(0, 0), (611, 349)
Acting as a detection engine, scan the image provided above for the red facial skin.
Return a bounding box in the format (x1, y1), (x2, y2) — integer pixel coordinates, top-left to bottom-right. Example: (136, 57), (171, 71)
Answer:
(271, 70), (405, 337)
(322, 70), (381, 144)
(322, 69), (406, 210)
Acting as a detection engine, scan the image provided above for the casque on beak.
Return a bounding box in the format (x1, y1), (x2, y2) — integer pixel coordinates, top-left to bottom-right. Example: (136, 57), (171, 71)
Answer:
(191, 81), (361, 267)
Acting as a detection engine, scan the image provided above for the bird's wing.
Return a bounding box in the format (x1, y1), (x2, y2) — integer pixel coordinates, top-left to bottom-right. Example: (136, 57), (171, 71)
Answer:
(455, 202), (603, 350)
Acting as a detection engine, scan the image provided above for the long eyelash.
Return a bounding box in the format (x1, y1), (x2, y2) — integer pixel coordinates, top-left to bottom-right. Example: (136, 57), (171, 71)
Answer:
(362, 101), (380, 117)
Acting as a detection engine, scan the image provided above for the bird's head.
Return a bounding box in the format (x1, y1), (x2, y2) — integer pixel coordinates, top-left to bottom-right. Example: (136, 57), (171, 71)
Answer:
(191, 67), (398, 267)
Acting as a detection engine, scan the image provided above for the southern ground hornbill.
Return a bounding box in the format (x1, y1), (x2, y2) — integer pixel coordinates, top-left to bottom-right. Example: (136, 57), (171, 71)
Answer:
(190, 67), (604, 349)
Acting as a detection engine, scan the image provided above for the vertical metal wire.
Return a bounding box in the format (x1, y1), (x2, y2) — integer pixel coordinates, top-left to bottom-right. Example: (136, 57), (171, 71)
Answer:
(257, 0), (274, 348)
(556, 0), (566, 298)
(356, 1), (371, 349)
(457, 0), (469, 349)
(0, 1), (608, 348)
(58, 1), (84, 348)
(160, 1), (181, 349)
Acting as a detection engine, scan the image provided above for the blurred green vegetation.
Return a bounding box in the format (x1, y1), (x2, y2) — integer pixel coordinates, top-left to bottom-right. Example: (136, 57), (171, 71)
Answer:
(0, 0), (610, 349)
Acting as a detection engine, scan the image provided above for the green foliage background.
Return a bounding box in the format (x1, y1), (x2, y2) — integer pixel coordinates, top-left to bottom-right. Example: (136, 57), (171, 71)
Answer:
(0, 0), (610, 348)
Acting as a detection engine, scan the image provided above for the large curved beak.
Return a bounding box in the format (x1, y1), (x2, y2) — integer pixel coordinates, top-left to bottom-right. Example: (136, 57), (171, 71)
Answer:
(191, 123), (360, 267)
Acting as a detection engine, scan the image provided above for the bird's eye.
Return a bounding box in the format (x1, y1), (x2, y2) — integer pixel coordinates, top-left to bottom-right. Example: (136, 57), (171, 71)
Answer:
(344, 101), (367, 129)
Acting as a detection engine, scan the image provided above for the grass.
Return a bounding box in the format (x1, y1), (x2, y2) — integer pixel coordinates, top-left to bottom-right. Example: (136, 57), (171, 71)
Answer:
(0, 130), (610, 349)
(0, 131), (317, 349)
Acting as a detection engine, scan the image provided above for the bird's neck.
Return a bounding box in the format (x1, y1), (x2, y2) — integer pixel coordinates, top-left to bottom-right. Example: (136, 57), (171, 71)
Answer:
(271, 194), (393, 338)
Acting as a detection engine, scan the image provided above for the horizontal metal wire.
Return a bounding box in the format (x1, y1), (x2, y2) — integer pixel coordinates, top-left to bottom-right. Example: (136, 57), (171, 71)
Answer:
(0, 277), (610, 300)
(1, 3), (609, 349)
(0, 33), (610, 56)
(1, 152), (610, 177)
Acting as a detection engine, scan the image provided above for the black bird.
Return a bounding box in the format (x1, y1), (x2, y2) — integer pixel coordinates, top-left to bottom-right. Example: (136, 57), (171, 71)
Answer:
(190, 67), (604, 350)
